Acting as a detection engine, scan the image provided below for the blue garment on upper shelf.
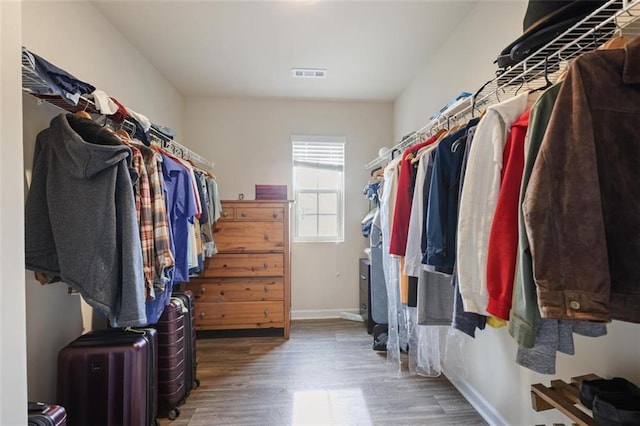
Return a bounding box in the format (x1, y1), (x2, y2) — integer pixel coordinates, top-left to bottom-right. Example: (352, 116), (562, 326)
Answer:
(23, 47), (95, 106)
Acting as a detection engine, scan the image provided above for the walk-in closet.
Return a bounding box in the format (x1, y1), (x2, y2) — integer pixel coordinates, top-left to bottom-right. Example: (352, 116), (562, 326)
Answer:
(2, 1), (640, 425)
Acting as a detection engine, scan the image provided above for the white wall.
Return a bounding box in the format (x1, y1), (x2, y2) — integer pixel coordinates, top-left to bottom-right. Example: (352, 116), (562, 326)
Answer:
(394, 1), (526, 140)
(184, 97), (392, 317)
(22, 1), (184, 137)
(393, 2), (640, 425)
(1, 1), (28, 424)
(21, 1), (185, 402)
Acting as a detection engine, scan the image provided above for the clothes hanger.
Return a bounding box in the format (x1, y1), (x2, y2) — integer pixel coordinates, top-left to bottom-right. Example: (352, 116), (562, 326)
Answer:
(471, 79), (493, 118)
(528, 56), (553, 94)
(115, 127), (131, 143)
(74, 98), (92, 120)
(600, 19), (631, 50)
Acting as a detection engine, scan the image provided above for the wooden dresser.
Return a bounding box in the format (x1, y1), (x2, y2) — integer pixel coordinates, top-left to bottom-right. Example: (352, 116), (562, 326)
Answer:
(184, 200), (292, 339)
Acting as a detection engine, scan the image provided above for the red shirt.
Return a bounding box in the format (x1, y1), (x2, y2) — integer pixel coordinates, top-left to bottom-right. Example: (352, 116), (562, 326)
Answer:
(486, 108), (530, 320)
(389, 134), (439, 256)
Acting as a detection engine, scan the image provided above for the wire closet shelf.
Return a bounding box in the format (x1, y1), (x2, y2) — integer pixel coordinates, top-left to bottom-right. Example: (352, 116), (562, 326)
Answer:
(365, 0), (640, 170)
(21, 56), (215, 171)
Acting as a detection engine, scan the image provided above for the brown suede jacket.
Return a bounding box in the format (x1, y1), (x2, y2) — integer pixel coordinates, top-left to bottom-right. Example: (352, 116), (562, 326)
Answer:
(523, 35), (640, 324)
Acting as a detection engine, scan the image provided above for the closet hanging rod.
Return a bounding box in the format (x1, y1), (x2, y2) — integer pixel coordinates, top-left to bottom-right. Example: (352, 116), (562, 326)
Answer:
(365, 0), (639, 170)
(21, 53), (215, 171)
(364, 95), (489, 170)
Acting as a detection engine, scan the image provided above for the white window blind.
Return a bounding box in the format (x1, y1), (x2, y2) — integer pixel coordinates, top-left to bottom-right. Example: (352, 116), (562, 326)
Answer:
(292, 141), (344, 172)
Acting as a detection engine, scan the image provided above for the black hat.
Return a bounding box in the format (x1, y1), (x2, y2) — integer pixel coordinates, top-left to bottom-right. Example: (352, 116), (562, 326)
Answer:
(593, 393), (640, 426)
(579, 377), (639, 410)
(496, 1), (609, 70)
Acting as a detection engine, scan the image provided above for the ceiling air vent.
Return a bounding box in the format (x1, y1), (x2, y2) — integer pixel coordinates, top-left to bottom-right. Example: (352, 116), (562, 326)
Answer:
(292, 68), (326, 79)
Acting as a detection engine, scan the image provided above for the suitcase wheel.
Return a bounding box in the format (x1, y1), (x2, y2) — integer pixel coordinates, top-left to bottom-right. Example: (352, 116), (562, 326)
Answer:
(168, 407), (180, 421)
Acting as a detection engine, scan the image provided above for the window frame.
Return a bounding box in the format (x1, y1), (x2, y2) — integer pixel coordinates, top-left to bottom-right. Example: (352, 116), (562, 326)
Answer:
(291, 135), (345, 243)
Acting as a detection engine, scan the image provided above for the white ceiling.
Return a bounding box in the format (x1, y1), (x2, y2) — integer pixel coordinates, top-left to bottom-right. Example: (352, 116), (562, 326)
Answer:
(92, 1), (476, 102)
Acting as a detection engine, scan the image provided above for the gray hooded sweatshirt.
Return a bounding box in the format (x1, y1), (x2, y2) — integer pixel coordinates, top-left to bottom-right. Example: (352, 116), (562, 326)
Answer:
(25, 114), (147, 327)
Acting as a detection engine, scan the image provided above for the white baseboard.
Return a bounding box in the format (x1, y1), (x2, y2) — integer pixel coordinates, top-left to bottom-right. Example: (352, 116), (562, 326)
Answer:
(291, 309), (359, 320)
(444, 369), (509, 426)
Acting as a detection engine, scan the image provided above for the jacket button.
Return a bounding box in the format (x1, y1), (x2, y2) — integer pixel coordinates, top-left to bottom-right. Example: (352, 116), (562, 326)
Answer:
(569, 300), (581, 310)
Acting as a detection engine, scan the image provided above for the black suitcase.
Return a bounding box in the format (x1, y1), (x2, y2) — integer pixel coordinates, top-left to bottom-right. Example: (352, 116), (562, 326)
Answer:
(57, 328), (158, 426)
(28, 402), (67, 426)
(153, 298), (187, 420)
(172, 290), (199, 392)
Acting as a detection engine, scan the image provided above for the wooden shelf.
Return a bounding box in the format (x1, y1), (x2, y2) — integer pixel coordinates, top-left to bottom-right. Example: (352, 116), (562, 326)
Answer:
(531, 374), (601, 426)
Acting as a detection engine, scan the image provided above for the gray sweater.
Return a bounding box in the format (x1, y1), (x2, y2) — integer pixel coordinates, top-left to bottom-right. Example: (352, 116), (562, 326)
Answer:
(25, 114), (147, 327)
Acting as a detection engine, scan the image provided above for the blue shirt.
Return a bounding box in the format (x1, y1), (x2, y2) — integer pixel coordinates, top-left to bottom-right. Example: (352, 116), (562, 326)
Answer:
(161, 154), (197, 283)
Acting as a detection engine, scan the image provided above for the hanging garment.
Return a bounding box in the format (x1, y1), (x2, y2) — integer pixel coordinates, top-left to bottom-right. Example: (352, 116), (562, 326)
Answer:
(424, 119), (479, 275)
(389, 133), (441, 257)
(515, 319), (607, 375)
(450, 125), (487, 338)
(403, 145), (437, 278)
(161, 154), (198, 284)
(504, 83), (606, 373)
(129, 144), (155, 298)
(370, 211), (389, 326)
(25, 114), (147, 327)
(509, 82), (561, 347)
(485, 109), (530, 320)
(379, 156), (404, 374)
(524, 34), (640, 323)
(140, 146), (175, 290)
(457, 92), (529, 315)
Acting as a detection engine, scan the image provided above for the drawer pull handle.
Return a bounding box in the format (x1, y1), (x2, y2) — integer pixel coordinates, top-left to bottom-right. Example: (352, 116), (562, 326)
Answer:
(272, 212), (278, 219)
(263, 263), (268, 269)
(360, 275), (367, 280)
(222, 211), (228, 217)
(264, 286), (269, 292)
(241, 211), (247, 217)
(199, 312), (206, 319)
(199, 287), (205, 297)
(264, 309), (269, 317)
(264, 234), (269, 240)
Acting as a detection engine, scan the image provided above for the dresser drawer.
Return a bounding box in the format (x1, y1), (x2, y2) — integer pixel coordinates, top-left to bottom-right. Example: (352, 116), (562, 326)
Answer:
(219, 207), (234, 221)
(214, 221), (284, 252)
(184, 278), (284, 302)
(234, 207), (284, 221)
(195, 301), (284, 328)
(201, 253), (284, 277)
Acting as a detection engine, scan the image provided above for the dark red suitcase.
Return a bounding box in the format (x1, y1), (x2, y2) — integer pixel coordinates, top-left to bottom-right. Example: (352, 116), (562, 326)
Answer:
(172, 290), (199, 392)
(154, 298), (187, 420)
(57, 328), (158, 426)
(28, 402), (67, 426)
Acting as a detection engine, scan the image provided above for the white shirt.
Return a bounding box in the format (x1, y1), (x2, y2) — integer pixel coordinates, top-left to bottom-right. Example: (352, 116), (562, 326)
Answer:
(456, 93), (528, 315)
(404, 145), (438, 277)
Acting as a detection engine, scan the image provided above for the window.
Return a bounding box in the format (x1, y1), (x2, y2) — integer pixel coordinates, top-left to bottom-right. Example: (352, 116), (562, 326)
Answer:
(292, 136), (345, 242)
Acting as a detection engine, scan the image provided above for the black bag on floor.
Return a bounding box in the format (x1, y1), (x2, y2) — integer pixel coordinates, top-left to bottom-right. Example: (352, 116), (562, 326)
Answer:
(27, 402), (67, 426)
(373, 324), (388, 351)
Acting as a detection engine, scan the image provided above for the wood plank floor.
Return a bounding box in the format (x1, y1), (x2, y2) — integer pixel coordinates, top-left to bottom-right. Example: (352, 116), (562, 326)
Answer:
(161, 319), (486, 426)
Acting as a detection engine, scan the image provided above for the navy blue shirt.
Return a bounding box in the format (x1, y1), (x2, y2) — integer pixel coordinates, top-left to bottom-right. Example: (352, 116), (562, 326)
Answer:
(424, 119), (480, 274)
